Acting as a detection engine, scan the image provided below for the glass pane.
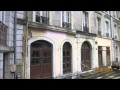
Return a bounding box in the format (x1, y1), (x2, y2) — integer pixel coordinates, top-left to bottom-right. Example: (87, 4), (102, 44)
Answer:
(31, 59), (35, 65)
(44, 51), (47, 57)
(43, 58), (51, 63)
(67, 57), (70, 62)
(63, 51), (65, 56)
(63, 57), (66, 63)
(48, 51), (51, 56)
(36, 59), (39, 64)
(36, 51), (39, 57)
(67, 63), (71, 68)
(63, 63), (66, 70)
(67, 51), (70, 56)
(36, 15), (40, 22)
(32, 51), (36, 57)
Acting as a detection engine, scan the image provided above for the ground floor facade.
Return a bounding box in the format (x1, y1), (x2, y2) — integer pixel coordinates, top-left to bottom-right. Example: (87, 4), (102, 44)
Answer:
(24, 28), (104, 79)
(0, 28), (118, 79)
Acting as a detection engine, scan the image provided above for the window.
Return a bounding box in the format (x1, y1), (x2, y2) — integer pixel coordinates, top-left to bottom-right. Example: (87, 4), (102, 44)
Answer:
(97, 17), (101, 36)
(36, 11), (49, 24)
(114, 25), (118, 39)
(62, 11), (71, 29)
(0, 11), (2, 22)
(0, 21), (7, 46)
(63, 42), (72, 74)
(105, 21), (109, 37)
(83, 11), (89, 32)
(113, 11), (117, 18)
(0, 11), (5, 23)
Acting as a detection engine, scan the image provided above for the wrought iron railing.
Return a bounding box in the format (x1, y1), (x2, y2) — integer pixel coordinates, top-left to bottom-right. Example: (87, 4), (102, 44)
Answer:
(98, 31), (101, 36)
(62, 22), (71, 29)
(36, 16), (49, 25)
(106, 33), (109, 37)
(0, 21), (8, 46)
(83, 26), (89, 33)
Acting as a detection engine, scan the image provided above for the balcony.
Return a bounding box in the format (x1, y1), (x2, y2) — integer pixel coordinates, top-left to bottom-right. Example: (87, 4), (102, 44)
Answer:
(62, 22), (71, 29)
(115, 35), (117, 40)
(106, 33), (109, 38)
(98, 31), (101, 36)
(36, 16), (49, 25)
(0, 21), (8, 46)
(83, 26), (89, 33)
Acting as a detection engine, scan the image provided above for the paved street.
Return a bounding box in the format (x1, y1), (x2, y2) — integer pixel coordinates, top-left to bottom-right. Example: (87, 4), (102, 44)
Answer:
(77, 69), (120, 79)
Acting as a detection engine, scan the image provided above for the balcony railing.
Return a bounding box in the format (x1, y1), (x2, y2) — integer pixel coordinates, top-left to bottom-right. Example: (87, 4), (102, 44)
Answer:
(98, 31), (101, 36)
(36, 16), (49, 25)
(115, 35), (117, 40)
(106, 33), (109, 37)
(83, 26), (89, 33)
(62, 22), (71, 29)
(0, 21), (8, 46)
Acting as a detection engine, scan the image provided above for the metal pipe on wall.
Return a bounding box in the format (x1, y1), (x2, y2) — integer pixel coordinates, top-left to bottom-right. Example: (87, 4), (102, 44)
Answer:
(14, 11), (17, 79)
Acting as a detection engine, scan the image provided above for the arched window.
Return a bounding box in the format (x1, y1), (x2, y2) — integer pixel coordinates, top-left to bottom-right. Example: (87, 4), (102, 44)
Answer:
(81, 41), (91, 71)
(63, 42), (72, 74)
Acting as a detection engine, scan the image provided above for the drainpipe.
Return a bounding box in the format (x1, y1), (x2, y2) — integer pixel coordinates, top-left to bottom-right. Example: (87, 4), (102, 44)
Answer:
(24, 11), (28, 79)
(14, 11), (17, 79)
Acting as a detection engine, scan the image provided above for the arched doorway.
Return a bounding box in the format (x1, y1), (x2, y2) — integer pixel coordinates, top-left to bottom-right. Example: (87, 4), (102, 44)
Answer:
(81, 41), (91, 71)
(30, 40), (52, 79)
(63, 42), (72, 74)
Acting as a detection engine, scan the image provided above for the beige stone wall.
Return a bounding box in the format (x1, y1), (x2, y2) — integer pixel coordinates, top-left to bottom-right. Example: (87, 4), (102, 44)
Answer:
(29, 28), (77, 77)
(95, 37), (112, 67)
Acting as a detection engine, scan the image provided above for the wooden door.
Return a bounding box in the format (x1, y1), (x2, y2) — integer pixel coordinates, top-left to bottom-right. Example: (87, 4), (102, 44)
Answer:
(30, 40), (52, 79)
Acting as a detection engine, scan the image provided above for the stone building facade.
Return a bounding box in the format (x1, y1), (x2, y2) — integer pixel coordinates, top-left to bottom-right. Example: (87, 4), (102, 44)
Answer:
(0, 11), (120, 79)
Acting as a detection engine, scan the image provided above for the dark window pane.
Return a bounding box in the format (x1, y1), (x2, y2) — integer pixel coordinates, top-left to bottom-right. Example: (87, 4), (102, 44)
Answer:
(67, 57), (70, 62)
(63, 51), (65, 56)
(36, 59), (39, 64)
(31, 59), (35, 65)
(43, 58), (51, 63)
(63, 57), (66, 63)
(48, 51), (51, 57)
(32, 51), (36, 57)
(36, 15), (40, 22)
(67, 63), (71, 68)
(36, 51), (39, 57)
(44, 52), (47, 57)
(67, 51), (70, 56)
(63, 63), (66, 70)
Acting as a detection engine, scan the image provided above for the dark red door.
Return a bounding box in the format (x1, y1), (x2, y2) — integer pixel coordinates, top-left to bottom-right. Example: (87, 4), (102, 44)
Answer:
(30, 40), (52, 79)
(63, 42), (72, 74)
(81, 42), (91, 71)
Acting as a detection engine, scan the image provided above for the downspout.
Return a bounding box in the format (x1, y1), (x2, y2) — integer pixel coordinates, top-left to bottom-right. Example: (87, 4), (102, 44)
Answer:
(24, 11), (28, 79)
(14, 11), (17, 79)
(110, 11), (114, 63)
